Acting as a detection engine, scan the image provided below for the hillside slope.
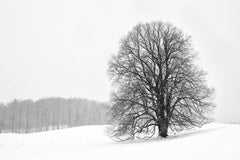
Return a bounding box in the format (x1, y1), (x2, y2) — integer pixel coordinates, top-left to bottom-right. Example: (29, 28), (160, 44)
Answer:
(0, 123), (240, 160)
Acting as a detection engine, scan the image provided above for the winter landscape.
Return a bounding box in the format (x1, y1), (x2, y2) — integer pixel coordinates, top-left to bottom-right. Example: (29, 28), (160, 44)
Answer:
(0, 123), (240, 160)
(1, 0), (240, 160)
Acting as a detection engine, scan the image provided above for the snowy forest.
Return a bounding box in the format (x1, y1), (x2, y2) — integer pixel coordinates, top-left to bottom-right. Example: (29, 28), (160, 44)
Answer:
(0, 97), (108, 133)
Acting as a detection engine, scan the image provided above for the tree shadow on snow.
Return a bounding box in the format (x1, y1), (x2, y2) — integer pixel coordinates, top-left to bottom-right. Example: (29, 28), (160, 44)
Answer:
(167, 126), (223, 140)
(115, 125), (224, 145)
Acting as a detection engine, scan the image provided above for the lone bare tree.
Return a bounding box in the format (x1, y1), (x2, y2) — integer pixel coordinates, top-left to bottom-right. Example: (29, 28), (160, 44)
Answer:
(108, 21), (215, 140)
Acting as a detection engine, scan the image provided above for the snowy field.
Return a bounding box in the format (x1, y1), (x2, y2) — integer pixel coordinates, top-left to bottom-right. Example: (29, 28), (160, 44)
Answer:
(0, 123), (240, 160)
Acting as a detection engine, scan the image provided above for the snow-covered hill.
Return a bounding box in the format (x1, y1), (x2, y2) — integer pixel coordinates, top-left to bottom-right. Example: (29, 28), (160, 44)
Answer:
(0, 123), (240, 160)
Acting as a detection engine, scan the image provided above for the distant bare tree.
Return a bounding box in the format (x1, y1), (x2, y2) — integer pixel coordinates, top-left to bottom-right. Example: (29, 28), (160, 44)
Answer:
(8, 100), (18, 133)
(0, 103), (6, 133)
(108, 21), (215, 140)
(22, 100), (34, 133)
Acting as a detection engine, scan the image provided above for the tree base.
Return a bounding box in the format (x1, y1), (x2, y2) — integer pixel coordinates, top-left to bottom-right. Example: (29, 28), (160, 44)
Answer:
(159, 132), (168, 138)
(158, 122), (168, 138)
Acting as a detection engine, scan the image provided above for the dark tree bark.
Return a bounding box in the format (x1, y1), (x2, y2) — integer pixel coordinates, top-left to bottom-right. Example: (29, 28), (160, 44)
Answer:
(108, 21), (215, 140)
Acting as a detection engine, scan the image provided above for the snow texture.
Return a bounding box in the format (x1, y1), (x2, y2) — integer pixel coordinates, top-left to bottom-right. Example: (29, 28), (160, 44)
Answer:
(0, 123), (240, 160)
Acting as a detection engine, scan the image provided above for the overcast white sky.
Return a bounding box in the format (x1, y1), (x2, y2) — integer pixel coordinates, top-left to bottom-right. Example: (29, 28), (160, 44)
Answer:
(0, 0), (240, 122)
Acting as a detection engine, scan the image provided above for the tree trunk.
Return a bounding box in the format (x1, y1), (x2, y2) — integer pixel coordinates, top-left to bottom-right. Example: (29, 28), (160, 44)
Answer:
(158, 119), (169, 138)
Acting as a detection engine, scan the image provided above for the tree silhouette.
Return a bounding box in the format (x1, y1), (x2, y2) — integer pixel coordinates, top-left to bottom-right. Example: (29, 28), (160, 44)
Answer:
(108, 21), (215, 140)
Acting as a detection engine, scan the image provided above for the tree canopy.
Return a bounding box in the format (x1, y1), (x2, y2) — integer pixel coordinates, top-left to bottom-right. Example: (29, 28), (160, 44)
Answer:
(108, 21), (215, 140)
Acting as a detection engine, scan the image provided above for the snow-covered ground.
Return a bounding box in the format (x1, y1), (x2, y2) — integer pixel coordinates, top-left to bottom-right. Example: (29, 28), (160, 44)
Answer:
(0, 123), (240, 160)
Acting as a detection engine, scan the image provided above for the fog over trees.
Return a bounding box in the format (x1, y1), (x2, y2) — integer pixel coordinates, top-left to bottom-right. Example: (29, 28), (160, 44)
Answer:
(0, 97), (108, 133)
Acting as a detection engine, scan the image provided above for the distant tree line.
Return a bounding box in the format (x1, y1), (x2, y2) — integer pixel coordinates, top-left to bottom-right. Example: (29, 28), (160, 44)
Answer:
(0, 97), (109, 133)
